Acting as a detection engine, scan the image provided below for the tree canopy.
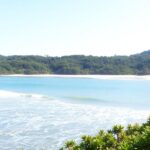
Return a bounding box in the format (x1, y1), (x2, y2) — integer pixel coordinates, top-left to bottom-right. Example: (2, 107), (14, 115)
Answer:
(0, 50), (150, 75)
(60, 117), (150, 150)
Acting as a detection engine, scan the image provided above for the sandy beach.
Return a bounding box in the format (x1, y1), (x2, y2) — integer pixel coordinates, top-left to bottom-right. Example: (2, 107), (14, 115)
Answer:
(0, 74), (150, 80)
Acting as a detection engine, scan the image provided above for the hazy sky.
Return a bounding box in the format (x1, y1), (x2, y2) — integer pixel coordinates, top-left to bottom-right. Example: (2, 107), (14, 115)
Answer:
(0, 0), (150, 56)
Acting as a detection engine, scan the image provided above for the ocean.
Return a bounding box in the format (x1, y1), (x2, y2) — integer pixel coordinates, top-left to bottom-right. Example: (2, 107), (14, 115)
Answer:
(0, 76), (150, 149)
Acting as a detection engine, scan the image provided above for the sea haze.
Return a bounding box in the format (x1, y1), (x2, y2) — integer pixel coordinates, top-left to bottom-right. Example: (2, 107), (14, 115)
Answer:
(0, 76), (150, 149)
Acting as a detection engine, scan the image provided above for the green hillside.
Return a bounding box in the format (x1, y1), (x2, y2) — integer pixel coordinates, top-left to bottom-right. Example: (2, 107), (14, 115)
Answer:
(0, 50), (150, 75)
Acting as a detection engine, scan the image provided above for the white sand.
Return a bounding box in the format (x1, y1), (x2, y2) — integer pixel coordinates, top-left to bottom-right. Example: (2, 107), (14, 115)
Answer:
(0, 74), (150, 80)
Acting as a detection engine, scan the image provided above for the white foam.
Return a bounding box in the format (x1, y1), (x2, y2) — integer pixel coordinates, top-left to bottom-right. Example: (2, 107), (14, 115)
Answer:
(0, 90), (45, 99)
(0, 90), (21, 98)
(0, 92), (150, 150)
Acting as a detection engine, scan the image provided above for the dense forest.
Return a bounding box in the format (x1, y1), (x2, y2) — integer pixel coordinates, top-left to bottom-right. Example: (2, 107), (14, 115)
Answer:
(60, 117), (150, 150)
(0, 50), (150, 75)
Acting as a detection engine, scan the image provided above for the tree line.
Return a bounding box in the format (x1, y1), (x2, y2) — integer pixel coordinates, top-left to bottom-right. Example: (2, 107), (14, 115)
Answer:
(0, 50), (150, 75)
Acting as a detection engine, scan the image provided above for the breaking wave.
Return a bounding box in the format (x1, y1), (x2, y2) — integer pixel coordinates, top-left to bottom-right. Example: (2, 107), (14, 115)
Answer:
(0, 90), (49, 99)
(0, 90), (150, 150)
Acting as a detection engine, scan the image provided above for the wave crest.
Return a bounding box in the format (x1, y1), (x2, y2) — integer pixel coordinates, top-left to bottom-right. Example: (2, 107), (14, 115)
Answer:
(0, 90), (46, 99)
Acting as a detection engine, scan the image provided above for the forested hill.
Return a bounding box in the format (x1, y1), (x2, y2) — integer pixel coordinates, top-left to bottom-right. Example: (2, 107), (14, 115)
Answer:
(0, 50), (150, 75)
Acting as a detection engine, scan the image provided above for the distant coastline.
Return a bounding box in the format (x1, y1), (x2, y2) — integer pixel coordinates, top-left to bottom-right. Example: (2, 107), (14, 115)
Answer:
(1, 74), (150, 80)
(0, 50), (150, 75)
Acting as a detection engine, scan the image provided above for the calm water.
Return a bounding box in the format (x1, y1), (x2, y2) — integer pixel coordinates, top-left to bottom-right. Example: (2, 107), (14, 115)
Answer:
(0, 76), (150, 149)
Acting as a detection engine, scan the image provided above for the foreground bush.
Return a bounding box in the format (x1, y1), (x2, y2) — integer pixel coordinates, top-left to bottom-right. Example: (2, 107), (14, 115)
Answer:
(60, 117), (150, 150)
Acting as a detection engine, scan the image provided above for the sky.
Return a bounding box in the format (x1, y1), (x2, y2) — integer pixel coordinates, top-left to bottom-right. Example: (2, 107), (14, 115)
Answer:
(0, 0), (150, 56)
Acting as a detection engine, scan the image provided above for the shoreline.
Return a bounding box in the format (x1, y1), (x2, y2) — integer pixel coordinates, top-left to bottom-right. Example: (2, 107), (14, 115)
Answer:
(0, 74), (150, 80)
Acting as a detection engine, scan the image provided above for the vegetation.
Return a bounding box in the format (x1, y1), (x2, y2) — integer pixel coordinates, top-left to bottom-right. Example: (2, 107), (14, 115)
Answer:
(0, 50), (150, 75)
(60, 117), (150, 150)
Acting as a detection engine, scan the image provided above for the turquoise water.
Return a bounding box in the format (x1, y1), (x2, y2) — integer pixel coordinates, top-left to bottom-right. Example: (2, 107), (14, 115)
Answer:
(0, 76), (150, 107)
(0, 76), (150, 149)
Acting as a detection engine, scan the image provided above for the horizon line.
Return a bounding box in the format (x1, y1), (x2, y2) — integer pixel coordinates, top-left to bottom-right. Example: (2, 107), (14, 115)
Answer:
(0, 49), (149, 57)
